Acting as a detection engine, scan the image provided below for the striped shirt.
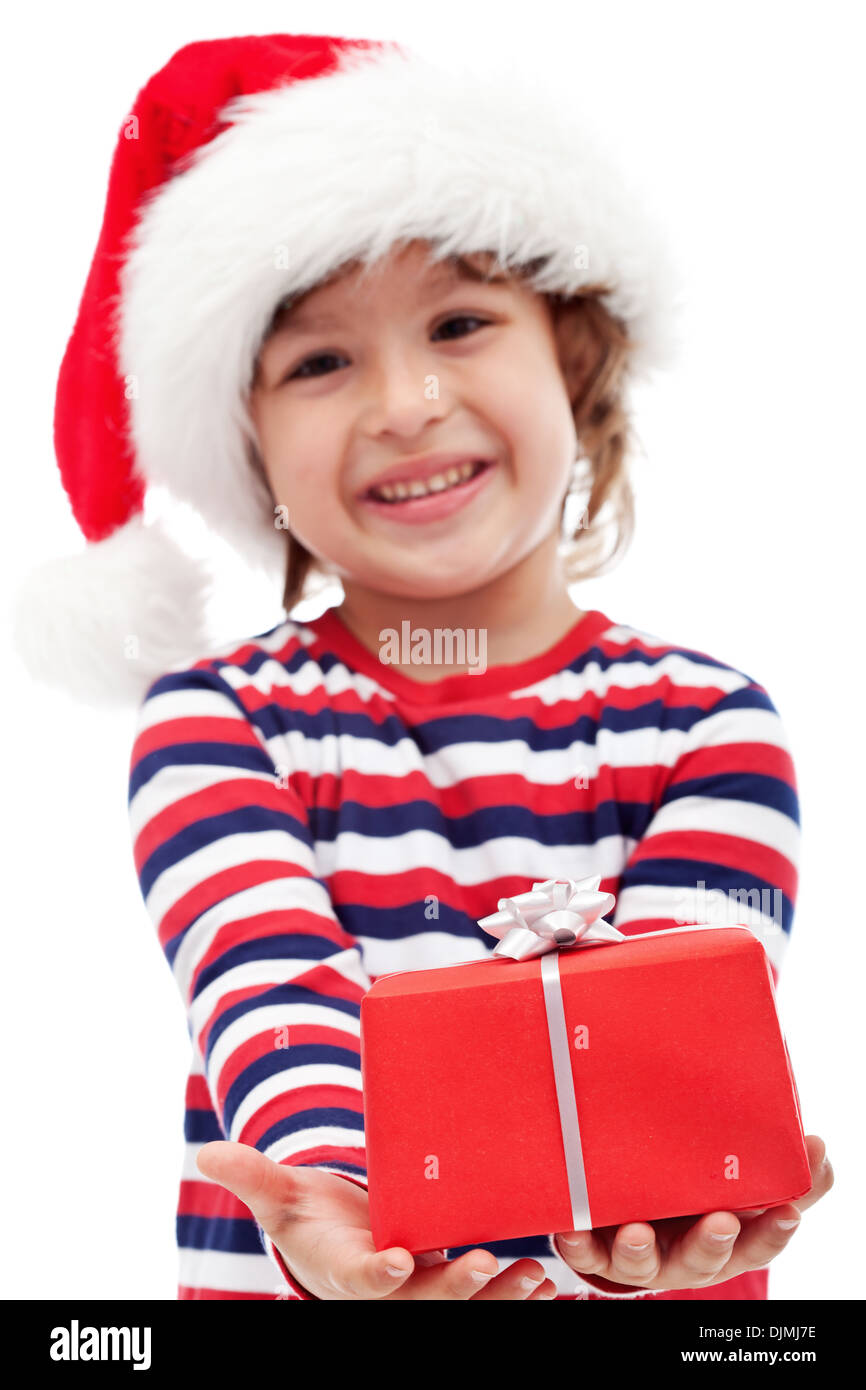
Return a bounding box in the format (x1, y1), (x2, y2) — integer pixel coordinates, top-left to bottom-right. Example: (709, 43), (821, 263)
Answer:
(127, 604), (800, 1300)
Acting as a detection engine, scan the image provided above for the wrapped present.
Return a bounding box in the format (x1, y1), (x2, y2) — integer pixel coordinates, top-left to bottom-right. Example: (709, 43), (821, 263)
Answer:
(360, 876), (811, 1254)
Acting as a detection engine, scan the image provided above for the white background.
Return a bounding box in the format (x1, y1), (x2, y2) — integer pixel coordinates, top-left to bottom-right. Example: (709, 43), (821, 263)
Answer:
(3, 0), (863, 1300)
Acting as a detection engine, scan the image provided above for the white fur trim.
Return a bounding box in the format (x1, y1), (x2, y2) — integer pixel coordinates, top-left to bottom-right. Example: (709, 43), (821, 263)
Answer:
(118, 43), (679, 571)
(12, 515), (213, 706)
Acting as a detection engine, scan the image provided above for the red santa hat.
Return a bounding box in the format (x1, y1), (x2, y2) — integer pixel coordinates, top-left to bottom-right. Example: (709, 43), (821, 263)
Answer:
(13, 32), (677, 705)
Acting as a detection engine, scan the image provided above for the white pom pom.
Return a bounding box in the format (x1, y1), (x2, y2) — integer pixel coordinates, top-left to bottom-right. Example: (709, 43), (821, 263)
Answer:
(12, 515), (214, 706)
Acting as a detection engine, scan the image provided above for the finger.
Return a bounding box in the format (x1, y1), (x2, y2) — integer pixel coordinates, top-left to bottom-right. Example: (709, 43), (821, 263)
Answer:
(526, 1280), (559, 1301)
(806, 1133), (827, 1168)
(195, 1141), (315, 1232)
(469, 1259), (555, 1301)
(384, 1249), (501, 1301)
(799, 1155), (834, 1211)
(319, 1238), (416, 1299)
(713, 1203), (803, 1281)
(553, 1228), (612, 1279)
(605, 1222), (663, 1285)
(654, 1211), (741, 1289)
(792, 1136), (834, 1214)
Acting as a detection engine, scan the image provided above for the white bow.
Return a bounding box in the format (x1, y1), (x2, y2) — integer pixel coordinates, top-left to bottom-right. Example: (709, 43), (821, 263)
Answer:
(478, 874), (624, 960)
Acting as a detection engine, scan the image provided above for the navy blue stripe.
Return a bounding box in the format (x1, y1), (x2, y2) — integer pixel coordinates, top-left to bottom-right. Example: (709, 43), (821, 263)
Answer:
(237, 701), (729, 755)
(130, 741), (273, 801)
(448, 1233), (557, 1261)
(138, 805), (312, 900)
(214, 639), (347, 683)
(143, 669), (251, 716)
(308, 797), (638, 846)
(705, 685), (774, 715)
(338, 901), (485, 944)
(192, 933), (346, 1000)
(177, 1214), (264, 1256)
(256, 1108), (365, 1155)
(662, 772), (799, 823)
(222, 1056), (362, 1137)
(184, 1108), (225, 1144)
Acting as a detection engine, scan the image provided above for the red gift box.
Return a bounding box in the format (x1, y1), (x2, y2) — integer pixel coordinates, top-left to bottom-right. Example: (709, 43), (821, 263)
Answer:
(360, 922), (811, 1254)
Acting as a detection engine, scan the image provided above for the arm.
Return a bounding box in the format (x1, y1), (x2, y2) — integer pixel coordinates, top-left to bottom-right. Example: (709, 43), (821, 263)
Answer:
(550, 680), (801, 1296)
(128, 663), (369, 1299)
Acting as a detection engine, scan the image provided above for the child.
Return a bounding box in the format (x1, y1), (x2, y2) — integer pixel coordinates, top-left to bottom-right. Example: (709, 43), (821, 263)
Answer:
(17, 33), (830, 1300)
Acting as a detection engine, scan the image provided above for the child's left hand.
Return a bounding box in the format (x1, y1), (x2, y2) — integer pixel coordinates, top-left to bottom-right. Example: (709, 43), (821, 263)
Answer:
(553, 1133), (833, 1292)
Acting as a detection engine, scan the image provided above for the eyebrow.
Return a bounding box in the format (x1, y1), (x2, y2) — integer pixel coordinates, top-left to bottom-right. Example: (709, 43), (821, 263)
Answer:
(268, 255), (508, 338)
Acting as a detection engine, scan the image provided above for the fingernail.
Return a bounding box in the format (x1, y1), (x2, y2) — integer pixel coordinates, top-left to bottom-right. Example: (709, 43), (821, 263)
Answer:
(470, 1268), (495, 1284)
(776, 1218), (800, 1230)
(708, 1231), (737, 1242)
(559, 1232), (586, 1247)
(385, 1264), (409, 1277)
(624, 1240), (652, 1252)
(520, 1275), (544, 1290)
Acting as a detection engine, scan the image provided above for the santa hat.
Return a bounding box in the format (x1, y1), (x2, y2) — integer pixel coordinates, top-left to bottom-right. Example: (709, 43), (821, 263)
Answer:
(13, 32), (677, 706)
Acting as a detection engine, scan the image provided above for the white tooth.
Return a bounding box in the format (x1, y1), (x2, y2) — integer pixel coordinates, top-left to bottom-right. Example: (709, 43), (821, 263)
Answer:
(376, 463), (484, 501)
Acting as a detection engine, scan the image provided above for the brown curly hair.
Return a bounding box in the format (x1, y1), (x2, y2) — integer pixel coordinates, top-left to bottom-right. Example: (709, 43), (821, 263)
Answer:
(247, 247), (635, 611)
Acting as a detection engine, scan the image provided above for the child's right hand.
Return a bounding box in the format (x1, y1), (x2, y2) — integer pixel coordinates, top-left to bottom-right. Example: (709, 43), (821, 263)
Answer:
(196, 1141), (557, 1300)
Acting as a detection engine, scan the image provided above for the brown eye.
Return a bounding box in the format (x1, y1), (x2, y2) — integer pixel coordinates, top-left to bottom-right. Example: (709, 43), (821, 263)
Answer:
(432, 315), (490, 341)
(286, 352), (348, 382)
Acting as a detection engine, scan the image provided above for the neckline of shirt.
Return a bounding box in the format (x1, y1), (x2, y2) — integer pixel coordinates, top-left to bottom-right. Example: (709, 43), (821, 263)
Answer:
(304, 605), (612, 705)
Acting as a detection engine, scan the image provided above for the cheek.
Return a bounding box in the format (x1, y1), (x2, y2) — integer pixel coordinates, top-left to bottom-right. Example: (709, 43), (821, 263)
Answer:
(256, 412), (341, 504)
(504, 397), (576, 501)
(473, 349), (575, 471)
(529, 370), (577, 466)
(254, 425), (352, 564)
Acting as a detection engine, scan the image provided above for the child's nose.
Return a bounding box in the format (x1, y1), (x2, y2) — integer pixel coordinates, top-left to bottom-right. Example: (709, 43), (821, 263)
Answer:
(364, 352), (452, 437)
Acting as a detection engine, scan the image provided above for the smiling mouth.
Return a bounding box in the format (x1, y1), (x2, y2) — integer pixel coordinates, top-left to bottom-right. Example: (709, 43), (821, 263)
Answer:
(366, 459), (490, 503)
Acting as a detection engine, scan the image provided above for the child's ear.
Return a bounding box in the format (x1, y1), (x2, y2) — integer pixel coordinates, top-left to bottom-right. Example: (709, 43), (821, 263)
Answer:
(550, 296), (606, 413)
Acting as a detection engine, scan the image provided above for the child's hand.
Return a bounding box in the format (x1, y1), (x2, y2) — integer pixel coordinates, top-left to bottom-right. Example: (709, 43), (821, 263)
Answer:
(553, 1133), (833, 1292)
(196, 1141), (557, 1300)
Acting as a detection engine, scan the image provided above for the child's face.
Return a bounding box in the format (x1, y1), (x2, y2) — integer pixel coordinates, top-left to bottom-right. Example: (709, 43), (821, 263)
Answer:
(249, 239), (581, 602)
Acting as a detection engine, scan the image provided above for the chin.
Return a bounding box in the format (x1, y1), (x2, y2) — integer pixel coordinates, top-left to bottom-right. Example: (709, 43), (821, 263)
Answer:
(376, 566), (501, 602)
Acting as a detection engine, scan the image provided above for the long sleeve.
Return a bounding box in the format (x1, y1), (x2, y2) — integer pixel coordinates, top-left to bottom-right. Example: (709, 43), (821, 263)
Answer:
(128, 664), (371, 1299)
(547, 678), (800, 1297)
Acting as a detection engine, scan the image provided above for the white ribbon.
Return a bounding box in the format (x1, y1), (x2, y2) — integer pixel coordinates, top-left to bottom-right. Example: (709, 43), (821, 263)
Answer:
(478, 874), (624, 961)
(539, 951), (593, 1231)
